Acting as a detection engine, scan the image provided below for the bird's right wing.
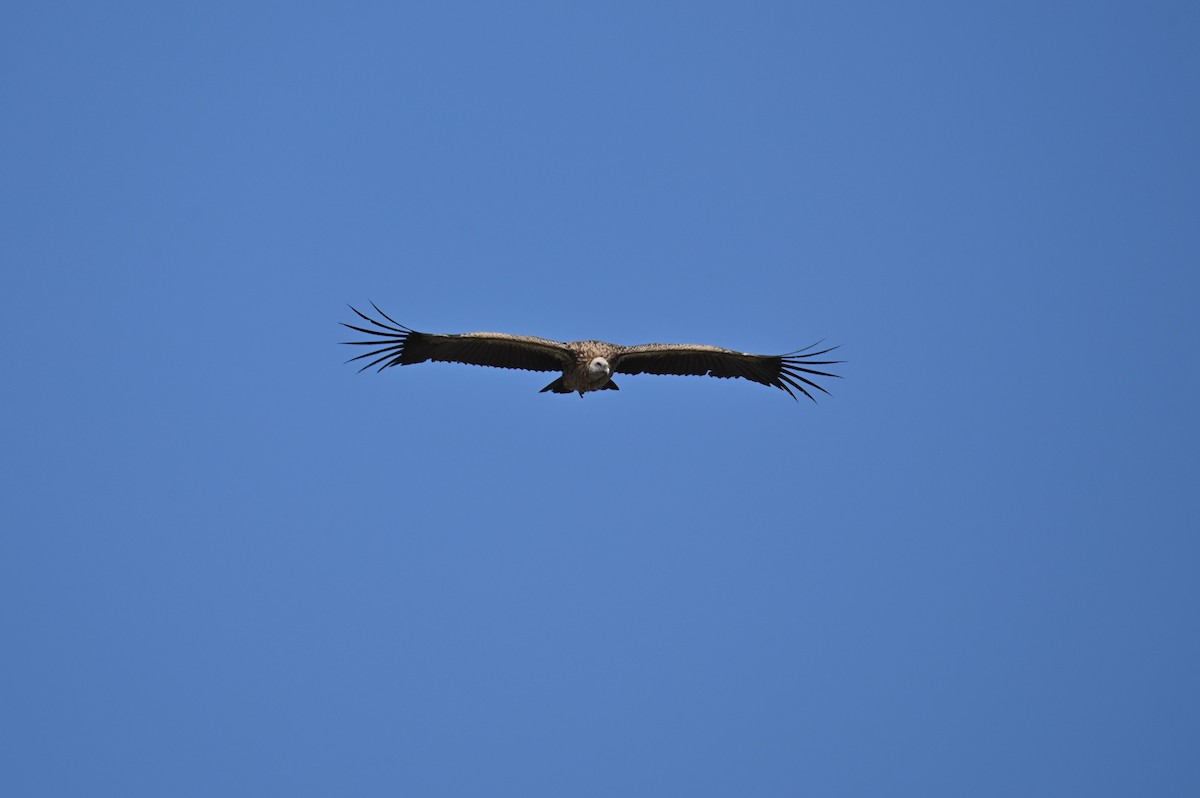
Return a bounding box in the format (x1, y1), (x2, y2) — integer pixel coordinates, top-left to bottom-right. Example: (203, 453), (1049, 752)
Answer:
(341, 304), (574, 373)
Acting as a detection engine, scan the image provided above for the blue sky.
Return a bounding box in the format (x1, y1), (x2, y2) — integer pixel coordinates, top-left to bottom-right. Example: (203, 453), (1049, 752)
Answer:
(3, 1), (1198, 795)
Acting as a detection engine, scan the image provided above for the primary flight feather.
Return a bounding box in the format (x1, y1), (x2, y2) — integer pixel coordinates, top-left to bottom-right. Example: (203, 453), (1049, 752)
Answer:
(341, 303), (842, 401)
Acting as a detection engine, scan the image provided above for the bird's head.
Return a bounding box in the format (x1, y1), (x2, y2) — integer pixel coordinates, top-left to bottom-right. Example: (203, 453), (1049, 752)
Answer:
(587, 357), (611, 381)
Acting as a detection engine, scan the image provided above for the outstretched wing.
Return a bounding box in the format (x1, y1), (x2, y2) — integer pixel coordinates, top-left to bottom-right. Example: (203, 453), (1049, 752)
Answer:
(341, 304), (574, 373)
(612, 342), (842, 401)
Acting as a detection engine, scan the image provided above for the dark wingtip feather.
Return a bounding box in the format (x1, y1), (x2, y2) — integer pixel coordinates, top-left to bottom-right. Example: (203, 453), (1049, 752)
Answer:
(340, 303), (411, 373)
(774, 342), (844, 402)
(369, 301), (412, 333)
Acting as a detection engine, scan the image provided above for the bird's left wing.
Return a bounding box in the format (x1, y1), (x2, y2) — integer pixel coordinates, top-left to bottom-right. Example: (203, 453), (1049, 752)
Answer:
(342, 304), (573, 373)
(612, 342), (841, 401)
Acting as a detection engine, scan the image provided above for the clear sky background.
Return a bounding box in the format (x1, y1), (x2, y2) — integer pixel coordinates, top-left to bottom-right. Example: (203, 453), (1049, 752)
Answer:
(3, 2), (1198, 795)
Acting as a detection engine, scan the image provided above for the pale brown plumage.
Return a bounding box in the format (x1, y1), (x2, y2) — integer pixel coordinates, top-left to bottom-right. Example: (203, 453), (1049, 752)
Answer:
(341, 304), (842, 401)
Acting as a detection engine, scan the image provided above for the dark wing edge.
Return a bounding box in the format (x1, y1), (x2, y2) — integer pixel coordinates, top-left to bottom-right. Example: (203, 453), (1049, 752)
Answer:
(612, 341), (843, 401)
(340, 303), (573, 374)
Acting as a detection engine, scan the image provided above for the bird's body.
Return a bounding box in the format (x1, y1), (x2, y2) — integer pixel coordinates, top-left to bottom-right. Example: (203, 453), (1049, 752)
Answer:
(341, 304), (842, 401)
(542, 342), (620, 396)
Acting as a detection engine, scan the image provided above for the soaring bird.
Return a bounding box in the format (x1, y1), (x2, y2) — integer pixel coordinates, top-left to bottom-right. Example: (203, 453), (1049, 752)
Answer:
(341, 304), (842, 401)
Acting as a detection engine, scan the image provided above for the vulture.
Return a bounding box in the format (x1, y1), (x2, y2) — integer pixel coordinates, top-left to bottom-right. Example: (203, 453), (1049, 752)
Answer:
(341, 304), (842, 401)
